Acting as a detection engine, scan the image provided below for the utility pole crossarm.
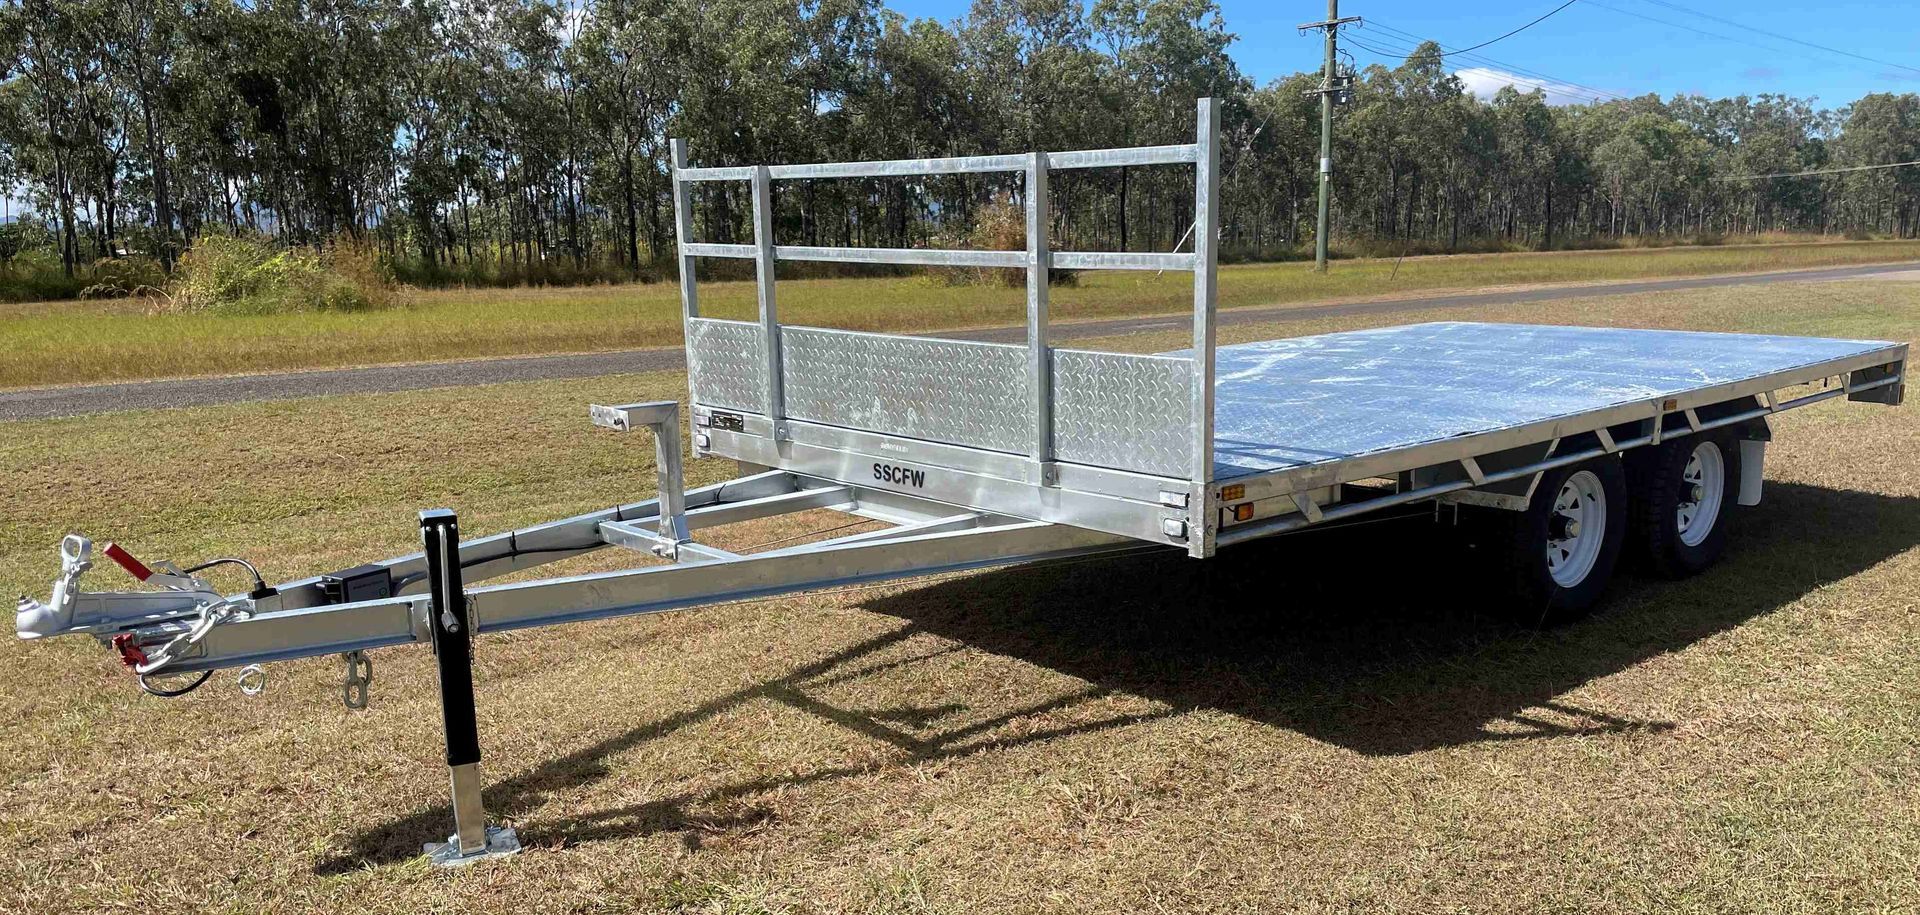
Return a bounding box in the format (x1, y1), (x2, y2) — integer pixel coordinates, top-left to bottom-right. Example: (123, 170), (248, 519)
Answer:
(1296, 15), (1362, 32)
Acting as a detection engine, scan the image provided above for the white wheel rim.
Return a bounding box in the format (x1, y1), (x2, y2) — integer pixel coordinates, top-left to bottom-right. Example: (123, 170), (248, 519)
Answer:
(1546, 470), (1607, 589)
(1676, 441), (1726, 547)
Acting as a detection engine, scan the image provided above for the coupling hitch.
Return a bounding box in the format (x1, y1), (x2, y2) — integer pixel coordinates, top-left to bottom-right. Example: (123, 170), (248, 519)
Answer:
(16, 536), (221, 640)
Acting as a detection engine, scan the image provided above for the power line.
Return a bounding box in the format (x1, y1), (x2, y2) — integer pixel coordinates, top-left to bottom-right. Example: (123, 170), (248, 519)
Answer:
(1346, 30), (1631, 105)
(1580, 1), (1803, 63)
(1715, 160), (1920, 181)
(1445, 0), (1582, 55)
(1344, 36), (1603, 103)
(1362, 22), (1636, 103)
(1636, 0), (1920, 78)
(1353, 2), (1585, 67)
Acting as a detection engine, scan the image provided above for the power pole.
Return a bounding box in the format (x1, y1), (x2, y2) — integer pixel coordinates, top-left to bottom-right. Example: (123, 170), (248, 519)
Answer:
(1300, 2), (1360, 273)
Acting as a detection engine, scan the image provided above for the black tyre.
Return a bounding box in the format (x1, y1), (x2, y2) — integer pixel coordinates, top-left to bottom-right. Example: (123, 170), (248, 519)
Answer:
(1627, 432), (1741, 578)
(1494, 456), (1629, 626)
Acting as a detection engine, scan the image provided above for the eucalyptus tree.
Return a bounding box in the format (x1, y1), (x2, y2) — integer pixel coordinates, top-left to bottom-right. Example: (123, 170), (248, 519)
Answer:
(1834, 94), (1920, 237)
(3, 0), (1919, 290)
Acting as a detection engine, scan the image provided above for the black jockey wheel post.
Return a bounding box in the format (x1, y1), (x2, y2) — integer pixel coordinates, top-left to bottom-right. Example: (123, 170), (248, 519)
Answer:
(419, 508), (521, 866)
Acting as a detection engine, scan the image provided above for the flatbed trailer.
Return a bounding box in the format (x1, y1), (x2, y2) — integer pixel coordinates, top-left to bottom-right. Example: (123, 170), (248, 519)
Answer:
(14, 99), (1907, 866)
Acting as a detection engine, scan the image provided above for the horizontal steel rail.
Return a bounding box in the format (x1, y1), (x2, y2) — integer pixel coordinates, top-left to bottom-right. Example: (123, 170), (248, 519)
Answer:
(675, 144), (1198, 183)
(775, 245), (1026, 269)
(1051, 251), (1196, 271)
(681, 244), (1201, 273)
(682, 242), (756, 258)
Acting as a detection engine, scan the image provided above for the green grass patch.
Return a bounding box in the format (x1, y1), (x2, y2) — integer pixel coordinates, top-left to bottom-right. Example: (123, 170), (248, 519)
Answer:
(3, 238), (1918, 389)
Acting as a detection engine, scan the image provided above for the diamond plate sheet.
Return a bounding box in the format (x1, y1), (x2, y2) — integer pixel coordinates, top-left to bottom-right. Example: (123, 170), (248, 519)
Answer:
(1171, 321), (1903, 480)
(1051, 349), (1193, 478)
(686, 318), (766, 412)
(781, 327), (1030, 452)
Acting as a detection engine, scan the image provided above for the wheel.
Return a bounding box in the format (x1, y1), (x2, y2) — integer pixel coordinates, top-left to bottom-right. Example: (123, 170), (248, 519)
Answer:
(1628, 432), (1741, 578)
(1493, 456), (1629, 626)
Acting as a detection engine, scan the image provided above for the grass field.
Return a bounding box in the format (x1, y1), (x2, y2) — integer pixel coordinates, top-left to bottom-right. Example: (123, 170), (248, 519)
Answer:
(4, 238), (1919, 390)
(1, 279), (1917, 912)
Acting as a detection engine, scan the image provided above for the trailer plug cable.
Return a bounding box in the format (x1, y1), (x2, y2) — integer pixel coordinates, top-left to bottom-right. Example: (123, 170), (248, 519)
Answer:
(391, 544), (600, 592)
(137, 669), (213, 699)
(184, 557), (276, 601)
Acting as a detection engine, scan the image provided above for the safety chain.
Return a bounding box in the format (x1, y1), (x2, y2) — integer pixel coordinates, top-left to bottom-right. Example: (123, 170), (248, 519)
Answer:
(341, 650), (373, 711)
(128, 598), (249, 675)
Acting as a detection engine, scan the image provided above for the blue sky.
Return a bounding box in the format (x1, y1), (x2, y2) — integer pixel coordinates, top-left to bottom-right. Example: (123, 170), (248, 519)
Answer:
(886, 0), (1920, 108)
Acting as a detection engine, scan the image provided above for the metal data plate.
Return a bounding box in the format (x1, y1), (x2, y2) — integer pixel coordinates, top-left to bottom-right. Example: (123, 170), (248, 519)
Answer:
(1178, 321), (1903, 481)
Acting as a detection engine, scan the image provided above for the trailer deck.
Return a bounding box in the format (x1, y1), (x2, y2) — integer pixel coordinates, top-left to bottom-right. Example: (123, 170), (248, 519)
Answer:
(1203, 321), (1904, 479)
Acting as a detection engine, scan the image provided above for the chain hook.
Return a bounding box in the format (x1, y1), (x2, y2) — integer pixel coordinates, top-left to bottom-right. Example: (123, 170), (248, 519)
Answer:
(237, 664), (267, 696)
(341, 650), (373, 711)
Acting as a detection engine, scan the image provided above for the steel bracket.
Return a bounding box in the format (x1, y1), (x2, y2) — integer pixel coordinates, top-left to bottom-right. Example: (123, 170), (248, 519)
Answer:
(592, 401), (689, 548)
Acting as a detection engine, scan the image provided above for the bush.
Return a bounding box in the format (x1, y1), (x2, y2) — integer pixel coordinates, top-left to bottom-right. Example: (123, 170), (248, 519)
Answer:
(155, 234), (408, 315)
(79, 256), (168, 299)
(924, 194), (1078, 288)
(0, 247), (89, 301)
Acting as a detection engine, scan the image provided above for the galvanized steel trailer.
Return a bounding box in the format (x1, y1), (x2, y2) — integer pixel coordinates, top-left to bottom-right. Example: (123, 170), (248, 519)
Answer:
(13, 99), (1908, 865)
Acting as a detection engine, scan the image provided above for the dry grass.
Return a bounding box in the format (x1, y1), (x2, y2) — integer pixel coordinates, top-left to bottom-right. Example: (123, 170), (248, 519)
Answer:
(1, 280), (1917, 913)
(4, 238), (1919, 389)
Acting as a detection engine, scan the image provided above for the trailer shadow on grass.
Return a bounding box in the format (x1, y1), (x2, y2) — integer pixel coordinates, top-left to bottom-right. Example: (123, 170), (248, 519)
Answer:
(868, 480), (1920, 757)
(315, 481), (1920, 872)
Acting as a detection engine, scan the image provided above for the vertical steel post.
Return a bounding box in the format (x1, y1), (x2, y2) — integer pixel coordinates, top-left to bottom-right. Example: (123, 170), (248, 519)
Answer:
(648, 405), (688, 543)
(669, 139), (699, 320)
(750, 165), (785, 429)
(1189, 97), (1221, 558)
(419, 508), (518, 866)
(1024, 151), (1052, 485)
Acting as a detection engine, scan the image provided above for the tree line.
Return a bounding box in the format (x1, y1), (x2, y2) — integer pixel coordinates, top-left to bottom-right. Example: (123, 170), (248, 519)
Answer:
(3, 0), (1918, 289)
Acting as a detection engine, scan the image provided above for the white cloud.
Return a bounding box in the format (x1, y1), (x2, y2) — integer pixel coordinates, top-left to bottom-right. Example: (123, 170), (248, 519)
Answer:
(1454, 66), (1595, 106)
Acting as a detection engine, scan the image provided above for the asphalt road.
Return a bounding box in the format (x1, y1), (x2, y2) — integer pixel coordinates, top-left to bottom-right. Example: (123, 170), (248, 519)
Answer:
(5, 260), (1914, 422)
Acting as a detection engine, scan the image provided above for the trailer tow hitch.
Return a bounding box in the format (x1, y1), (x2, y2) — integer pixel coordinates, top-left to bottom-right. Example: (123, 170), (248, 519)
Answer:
(15, 536), (264, 697)
(16, 536), (223, 639)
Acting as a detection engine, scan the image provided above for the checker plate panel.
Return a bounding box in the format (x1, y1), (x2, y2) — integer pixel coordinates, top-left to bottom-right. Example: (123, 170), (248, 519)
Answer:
(685, 318), (766, 413)
(1051, 349), (1193, 477)
(780, 326), (1031, 453)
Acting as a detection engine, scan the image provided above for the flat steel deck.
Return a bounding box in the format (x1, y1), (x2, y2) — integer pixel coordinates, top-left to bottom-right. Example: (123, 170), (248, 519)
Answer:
(1189, 322), (1904, 480)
